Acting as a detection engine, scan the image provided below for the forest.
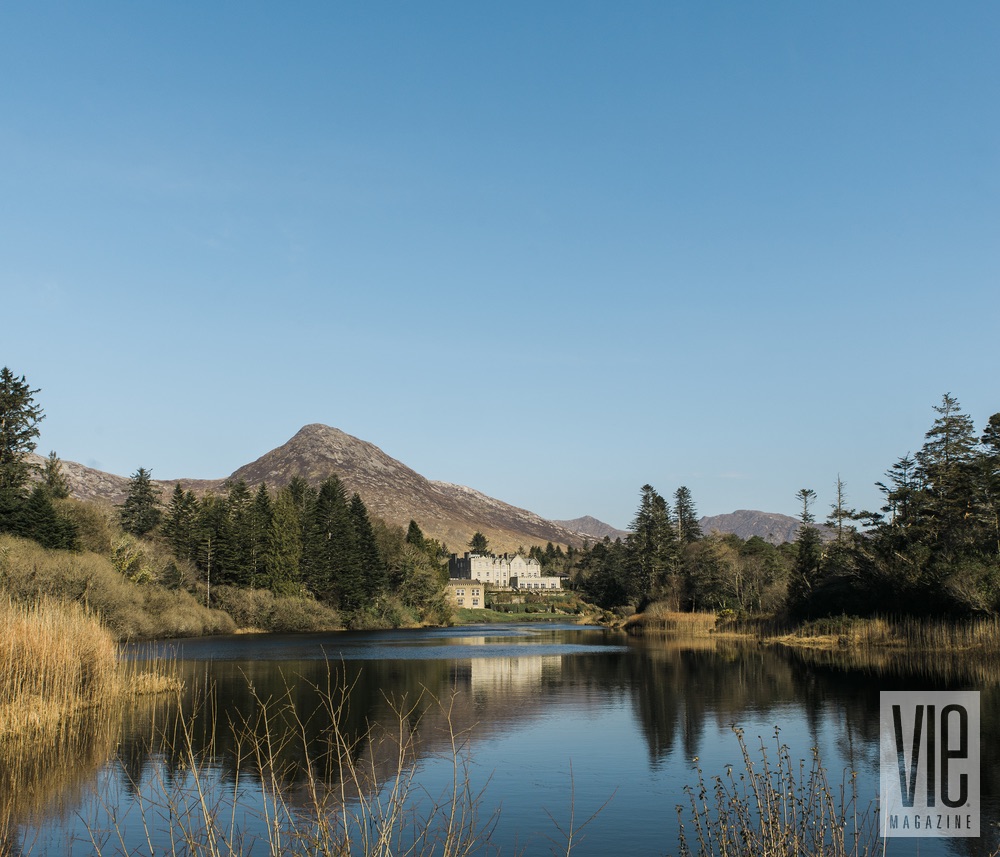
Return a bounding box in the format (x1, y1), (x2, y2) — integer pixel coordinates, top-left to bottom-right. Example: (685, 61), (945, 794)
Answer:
(3, 365), (999, 630)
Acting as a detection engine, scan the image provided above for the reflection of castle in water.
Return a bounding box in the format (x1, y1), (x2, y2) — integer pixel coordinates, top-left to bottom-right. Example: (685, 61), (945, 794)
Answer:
(468, 655), (562, 694)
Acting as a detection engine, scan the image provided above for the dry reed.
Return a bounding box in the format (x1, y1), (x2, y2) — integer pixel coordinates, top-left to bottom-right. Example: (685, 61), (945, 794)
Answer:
(675, 726), (878, 857)
(625, 605), (718, 637)
(0, 597), (123, 740)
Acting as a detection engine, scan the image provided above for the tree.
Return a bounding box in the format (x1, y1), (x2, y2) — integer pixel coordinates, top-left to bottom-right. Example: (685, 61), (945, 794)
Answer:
(163, 483), (200, 563)
(0, 368), (44, 496)
(468, 531), (489, 554)
(673, 486), (702, 543)
(406, 520), (426, 549)
(787, 489), (822, 617)
(42, 451), (70, 499)
(120, 467), (162, 537)
(626, 484), (679, 608)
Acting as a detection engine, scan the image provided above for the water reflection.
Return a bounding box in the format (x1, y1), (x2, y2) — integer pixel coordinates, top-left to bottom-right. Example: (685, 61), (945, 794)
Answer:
(6, 626), (1000, 856)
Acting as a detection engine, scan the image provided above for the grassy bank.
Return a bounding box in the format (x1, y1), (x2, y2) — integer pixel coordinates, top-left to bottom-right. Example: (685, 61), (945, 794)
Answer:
(623, 601), (1000, 652)
(0, 597), (124, 739)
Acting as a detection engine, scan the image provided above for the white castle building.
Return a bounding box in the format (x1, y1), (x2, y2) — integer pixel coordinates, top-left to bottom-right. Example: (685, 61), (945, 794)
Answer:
(448, 552), (563, 591)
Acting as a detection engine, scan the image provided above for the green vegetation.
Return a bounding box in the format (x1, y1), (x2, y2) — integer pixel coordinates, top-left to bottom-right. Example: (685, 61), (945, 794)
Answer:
(573, 393), (1000, 629)
(0, 367), (452, 637)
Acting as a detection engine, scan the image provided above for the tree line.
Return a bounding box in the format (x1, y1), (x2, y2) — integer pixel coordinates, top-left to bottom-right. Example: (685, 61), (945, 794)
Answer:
(118, 470), (450, 621)
(572, 393), (1000, 620)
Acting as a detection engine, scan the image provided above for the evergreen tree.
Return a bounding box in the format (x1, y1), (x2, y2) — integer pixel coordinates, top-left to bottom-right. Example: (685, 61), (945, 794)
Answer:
(225, 480), (254, 585)
(405, 519), (426, 549)
(673, 486), (702, 543)
(787, 489), (822, 617)
(249, 483), (274, 589)
(468, 531), (489, 554)
(979, 414), (1000, 555)
(301, 476), (354, 604)
(267, 488), (303, 594)
(120, 467), (162, 537)
(914, 393), (979, 556)
(349, 492), (386, 606)
(626, 484), (679, 607)
(42, 451), (70, 499)
(0, 367), (44, 496)
(163, 484), (200, 563)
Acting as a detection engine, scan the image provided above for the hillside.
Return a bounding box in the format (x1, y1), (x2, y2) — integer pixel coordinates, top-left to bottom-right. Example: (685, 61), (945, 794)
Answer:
(33, 425), (584, 552)
(698, 510), (834, 545)
(552, 516), (630, 542)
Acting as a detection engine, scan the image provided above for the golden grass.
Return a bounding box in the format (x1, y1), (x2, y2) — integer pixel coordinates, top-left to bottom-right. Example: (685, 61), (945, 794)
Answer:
(768, 614), (1000, 652)
(625, 605), (718, 637)
(0, 597), (124, 739)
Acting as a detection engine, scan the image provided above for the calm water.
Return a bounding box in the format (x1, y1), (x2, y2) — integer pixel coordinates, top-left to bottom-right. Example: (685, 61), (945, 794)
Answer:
(6, 623), (1000, 856)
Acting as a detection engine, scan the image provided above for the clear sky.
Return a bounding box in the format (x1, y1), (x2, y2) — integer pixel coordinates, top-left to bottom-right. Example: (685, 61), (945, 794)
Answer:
(3, 2), (998, 530)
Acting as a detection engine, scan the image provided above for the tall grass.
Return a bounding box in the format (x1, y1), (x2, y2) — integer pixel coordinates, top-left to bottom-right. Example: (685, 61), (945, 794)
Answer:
(676, 727), (878, 857)
(0, 597), (123, 740)
(0, 535), (235, 639)
(82, 677), (510, 857)
(625, 605), (718, 637)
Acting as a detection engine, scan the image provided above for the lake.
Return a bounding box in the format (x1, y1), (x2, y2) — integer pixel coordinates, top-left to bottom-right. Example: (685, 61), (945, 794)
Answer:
(5, 623), (999, 856)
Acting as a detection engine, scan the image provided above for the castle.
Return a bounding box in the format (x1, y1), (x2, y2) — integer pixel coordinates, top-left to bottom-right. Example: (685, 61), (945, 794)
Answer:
(448, 552), (563, 591)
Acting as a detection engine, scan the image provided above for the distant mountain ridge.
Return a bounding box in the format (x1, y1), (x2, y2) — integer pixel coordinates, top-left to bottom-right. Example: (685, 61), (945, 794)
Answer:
(698, 510), (834, 545)
(33, 425), (585, 551)
(32, 427), (816, 550)
(552, 516), (630, 542)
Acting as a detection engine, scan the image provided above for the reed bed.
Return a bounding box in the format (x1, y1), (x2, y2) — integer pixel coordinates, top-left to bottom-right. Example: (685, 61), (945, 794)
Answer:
(83, 679), (509, 857)
(0, 597), (123, 740)
(625, 606), (718, 637)
(676, 726), (878, 857)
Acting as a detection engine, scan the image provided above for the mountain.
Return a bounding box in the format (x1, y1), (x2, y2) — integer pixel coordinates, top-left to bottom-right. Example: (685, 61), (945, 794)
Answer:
(552, 516), (629, 542)
(36, 425), (584, 552)
(698, 510), (834, 545)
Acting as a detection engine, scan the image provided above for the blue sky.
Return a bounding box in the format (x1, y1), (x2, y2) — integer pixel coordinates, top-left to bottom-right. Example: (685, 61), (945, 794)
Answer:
(3, 2), (998, 529)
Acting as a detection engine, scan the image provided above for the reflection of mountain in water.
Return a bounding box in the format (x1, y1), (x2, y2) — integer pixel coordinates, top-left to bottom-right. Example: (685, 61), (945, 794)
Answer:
(11, 629), (1000, 857)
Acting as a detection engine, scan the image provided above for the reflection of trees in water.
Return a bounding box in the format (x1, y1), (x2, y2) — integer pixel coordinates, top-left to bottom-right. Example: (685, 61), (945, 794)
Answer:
(620, 638), (1000, 857)
(0, 699), (138, 855)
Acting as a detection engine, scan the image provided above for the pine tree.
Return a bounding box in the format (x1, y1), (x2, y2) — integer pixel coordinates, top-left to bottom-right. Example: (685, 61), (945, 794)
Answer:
(405, 519), (426, 549)
(349, 492), (386, 607)
(163, 484), (200, 563)
(0, 368), (44, 496)
(626, 484), (679, 607)
(267, 488), (303, 594)
(301, 476), (353, 604)
(42, 451), (70, 499)
(120, 467), (162, 537)
(249, 483), (274, 589)
(468, 531), (489, 554)
(915, 393), (979, 557)
(787, 489), (822, 617)
(673, 486), (702, 543)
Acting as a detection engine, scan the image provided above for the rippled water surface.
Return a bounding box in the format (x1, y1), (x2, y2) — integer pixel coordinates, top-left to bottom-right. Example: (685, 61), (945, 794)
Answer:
(6, 623), (1000, 856)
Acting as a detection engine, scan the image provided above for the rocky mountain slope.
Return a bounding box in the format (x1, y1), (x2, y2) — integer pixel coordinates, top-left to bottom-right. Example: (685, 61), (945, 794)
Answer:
(35, 427), (822, 550)
(552, 516), (630, 542)
(34, 425), (584, 552)
(698, 510), (834, 545)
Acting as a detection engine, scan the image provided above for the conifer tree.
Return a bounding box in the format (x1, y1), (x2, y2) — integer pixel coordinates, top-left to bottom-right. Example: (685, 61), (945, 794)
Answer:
(405, 519), (426, 549)
(0, 367), (43, 496)
(42, 451), (70, 499)
(349, 492), (386, 606)
(267, 488), (303, 594)
(673, 486), (702, 543)
(163, 484), (199, 563)
(302, 476), (353, 604)
(120, 467), (162, 537)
